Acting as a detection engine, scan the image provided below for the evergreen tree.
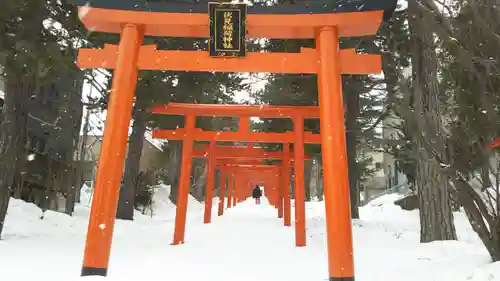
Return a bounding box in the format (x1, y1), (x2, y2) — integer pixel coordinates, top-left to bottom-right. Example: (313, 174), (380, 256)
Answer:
(406, 0), (458, 242)
(437, 0), (500, 260)
(0, 0), (87, 236)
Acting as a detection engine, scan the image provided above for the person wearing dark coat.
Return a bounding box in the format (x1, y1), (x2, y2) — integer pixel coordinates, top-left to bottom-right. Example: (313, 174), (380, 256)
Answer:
(252, 185), (263, 204)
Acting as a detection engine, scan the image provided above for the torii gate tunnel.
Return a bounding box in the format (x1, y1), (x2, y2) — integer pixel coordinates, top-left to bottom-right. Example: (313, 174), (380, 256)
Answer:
(221, 165), (283, 209)
(71, 0), (397, 280)
(151, 103), (319, 248)
(216, 147), (296, 224)
(191, 142), (311, 227)
(214, 161), (284, 215)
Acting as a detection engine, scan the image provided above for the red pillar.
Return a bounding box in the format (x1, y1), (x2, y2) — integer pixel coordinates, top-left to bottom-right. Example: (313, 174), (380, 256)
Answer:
(218, 170), (226, 216)
(237, 178), (244, 203)
(282, 143), (291, 227)
(293, 116), (306, 247)
(247, 181), (252, 201)
(81, 24), (143, 277)
(232, 175), (238, 205)
(232, 173), (238, 207)
(277, 172), (283, 218)
(268, 181), (276, 207)
(227, 173), (233, 209)
(171, 113), (195, 245)
(203, 140), (216, 224)
(317, 26), (355, 280)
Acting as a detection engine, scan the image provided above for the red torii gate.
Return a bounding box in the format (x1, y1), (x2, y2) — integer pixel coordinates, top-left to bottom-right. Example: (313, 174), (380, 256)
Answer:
(152, 103), (320, 247)
(213, 163), (280, 210)
(209, 156), (270, 220)
(216, 156), (292, 224)
(235, 168), (280, 206)
(71, 1), (393, 279)
(218, 164), (282, 208)
(152, 103), (322, 143)
(192, 143), (311, 227)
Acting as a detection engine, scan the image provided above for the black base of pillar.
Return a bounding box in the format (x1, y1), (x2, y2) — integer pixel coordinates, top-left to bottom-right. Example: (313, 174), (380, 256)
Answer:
(329, 277), (354, 281)
(81, 266), (108, 277)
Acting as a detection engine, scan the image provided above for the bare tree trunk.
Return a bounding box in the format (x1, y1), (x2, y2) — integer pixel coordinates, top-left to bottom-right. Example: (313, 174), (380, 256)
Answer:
(40, 157), (53, 216)
(0, 80), (30, 238)
(409, 0), (457, 242)
(191, 159), (207, 201)
(74, 106), (91, 205)
(315, 156), (324, 201)
(304, 159), (313, 202)
(117, 107), (147, 220)
(0, 150), (14, 238)
(214, 169), (220, 197)
(167, 141), (183, 204)
(64, 164), (77, 214)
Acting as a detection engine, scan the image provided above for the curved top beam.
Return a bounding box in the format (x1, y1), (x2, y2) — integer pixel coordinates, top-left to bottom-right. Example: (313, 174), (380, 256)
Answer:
(70, 0), (393, 38)
(70, 0), (397, 18)
(152, 103), (320, 118)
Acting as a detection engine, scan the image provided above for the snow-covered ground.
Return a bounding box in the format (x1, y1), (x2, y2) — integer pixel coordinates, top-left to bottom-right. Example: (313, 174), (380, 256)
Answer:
(1, 188), (499, 281)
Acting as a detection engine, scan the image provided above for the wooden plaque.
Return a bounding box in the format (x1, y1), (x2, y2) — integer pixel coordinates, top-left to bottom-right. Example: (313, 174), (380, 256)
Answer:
(209, 2), (247, 58)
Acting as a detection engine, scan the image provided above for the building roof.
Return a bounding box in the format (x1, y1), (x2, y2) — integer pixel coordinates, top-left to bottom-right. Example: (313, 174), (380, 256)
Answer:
(81, 133), (165, 152)
(144, 132), (164, 151)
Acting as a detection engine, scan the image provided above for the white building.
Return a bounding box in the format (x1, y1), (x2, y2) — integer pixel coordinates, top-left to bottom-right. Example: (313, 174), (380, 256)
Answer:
(361, 146), (386, 201)
(361, 112), (409, 203)
(382, 113), (408, 189)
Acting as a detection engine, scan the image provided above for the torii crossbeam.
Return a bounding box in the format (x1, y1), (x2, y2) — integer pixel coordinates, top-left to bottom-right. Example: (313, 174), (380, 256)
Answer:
(152, 103), (322, 143)
(192, 144), (310, 160)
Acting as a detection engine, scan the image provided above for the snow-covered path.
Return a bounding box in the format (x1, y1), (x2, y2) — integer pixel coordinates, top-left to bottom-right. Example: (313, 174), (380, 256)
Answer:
(1, 193), (499, 281)
(129, 202), (322, 281)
